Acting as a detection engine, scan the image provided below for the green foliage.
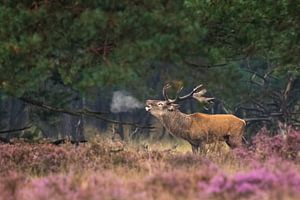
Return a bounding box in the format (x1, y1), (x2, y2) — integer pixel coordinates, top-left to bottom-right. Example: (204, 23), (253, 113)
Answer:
(0, 0), (298, 106)
(184, 0), (300, 68)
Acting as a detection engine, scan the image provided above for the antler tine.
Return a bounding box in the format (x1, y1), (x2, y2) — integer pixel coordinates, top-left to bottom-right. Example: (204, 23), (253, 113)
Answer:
(163, 83), (172, 100)
(192, 88), (214, 103)
(177, 86), (183, 94)
(177, 84), (203, 101)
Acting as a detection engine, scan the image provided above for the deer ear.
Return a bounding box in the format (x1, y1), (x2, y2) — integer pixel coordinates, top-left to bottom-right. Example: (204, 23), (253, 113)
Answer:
(168, 104), (179, 111)
(167, 106), (175, 111)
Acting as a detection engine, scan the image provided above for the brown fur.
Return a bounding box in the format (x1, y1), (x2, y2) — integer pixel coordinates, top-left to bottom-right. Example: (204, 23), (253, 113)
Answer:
(146, 100), (245, 153)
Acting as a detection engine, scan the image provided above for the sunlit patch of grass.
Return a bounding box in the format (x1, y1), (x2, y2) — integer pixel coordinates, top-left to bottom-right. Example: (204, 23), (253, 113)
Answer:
(147, 138), (192, 153)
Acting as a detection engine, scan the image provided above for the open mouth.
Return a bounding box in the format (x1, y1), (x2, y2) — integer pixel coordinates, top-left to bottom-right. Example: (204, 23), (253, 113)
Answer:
(145, 105), (151, 111)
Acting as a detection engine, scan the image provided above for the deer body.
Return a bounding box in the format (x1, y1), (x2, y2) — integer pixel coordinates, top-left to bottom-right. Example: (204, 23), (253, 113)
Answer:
(146, 84), (245, 153)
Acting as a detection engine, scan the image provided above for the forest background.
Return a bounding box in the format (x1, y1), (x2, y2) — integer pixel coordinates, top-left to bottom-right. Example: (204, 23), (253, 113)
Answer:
(0, 0), (299, 143)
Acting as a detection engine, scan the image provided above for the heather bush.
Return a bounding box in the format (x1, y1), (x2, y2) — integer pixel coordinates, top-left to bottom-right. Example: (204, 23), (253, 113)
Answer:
(199, 161), (300, 200)
(165, 153), (205, 167)
(0, 172), (26, 200)
(0, 143), (76, 175)
(0, 172), (130, 200)
(0, 168), (216, 200)
(251, 128), (300, 161)
(1, 129), (300, 200)
(22, 173), (129, 200)
(145, 162), (218, 199)
(1, 160), (299, 200)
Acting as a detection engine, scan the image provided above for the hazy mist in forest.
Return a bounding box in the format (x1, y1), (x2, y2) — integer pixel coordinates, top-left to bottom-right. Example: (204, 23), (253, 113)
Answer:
(110, 91), (143, 113)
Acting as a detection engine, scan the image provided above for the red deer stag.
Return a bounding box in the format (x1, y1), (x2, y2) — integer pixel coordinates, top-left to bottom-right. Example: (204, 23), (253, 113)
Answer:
(145, 84), (246, 153)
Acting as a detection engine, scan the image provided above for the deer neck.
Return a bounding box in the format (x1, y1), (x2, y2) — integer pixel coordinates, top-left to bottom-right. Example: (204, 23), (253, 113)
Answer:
(160, 110), (192, 138)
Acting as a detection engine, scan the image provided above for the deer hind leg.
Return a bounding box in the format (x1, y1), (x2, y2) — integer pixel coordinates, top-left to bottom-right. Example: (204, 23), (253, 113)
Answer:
(227, 124), (246, 148)
(225, 135), (242, 149)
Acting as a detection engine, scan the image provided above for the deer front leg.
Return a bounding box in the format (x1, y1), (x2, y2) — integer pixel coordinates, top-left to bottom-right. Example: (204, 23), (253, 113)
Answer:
(189, 141), (200, 154)
(191, 144), (198, 154)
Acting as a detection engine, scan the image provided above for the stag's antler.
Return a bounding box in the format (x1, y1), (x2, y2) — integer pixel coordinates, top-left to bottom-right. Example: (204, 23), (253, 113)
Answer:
(177, 84), (203, 101)
(167, 85), (183, 103)
(192, 89), (214, 103)
(163, 83), (171, 100)
(162, 83), (183, 103)
(162, 83), (214, 104)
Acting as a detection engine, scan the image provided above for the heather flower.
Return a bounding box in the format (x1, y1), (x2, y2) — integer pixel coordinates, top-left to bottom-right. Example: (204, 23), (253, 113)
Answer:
(0, 172), (26, 200)
(246, 128), (300, 162)
(1, 130), (300, 200)
(204, 173), (231, 193)
(199, 165), (300, 199)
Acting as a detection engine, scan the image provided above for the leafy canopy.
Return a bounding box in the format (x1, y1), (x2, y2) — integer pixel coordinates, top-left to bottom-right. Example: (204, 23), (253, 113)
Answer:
(0, 0), (299, 100)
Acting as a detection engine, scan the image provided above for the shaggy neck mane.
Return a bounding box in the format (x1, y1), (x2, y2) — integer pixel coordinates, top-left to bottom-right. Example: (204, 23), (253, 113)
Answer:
(160, 110), (192, 137)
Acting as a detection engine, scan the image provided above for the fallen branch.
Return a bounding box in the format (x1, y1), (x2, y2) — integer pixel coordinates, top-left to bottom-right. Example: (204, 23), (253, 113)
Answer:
(0, 136), (12, 144)
(51, 139), (88, 145)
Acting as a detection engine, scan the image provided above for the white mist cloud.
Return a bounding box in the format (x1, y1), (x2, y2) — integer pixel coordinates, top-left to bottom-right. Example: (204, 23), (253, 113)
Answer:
(110, 91), (143, 113)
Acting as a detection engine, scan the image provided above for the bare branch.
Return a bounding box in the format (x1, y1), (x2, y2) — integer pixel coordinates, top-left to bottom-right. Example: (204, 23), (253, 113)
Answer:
(283, 75), (295, 101)
(235, 106), (265, 113)
(0, 125), (32, 135)
(20, 97), (154, 129)
(243, 69), (267, 83)
(250, 100), (268, 112)
(184, 58), (229, 68)
(244, 117), (272, 122)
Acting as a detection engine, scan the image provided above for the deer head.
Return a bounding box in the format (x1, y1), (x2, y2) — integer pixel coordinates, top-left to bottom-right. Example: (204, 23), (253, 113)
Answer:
(145, 83), (213, 119)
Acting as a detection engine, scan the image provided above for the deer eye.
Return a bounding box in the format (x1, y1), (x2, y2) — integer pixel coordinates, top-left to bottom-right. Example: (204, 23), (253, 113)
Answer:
(157, 102), (163, 106)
